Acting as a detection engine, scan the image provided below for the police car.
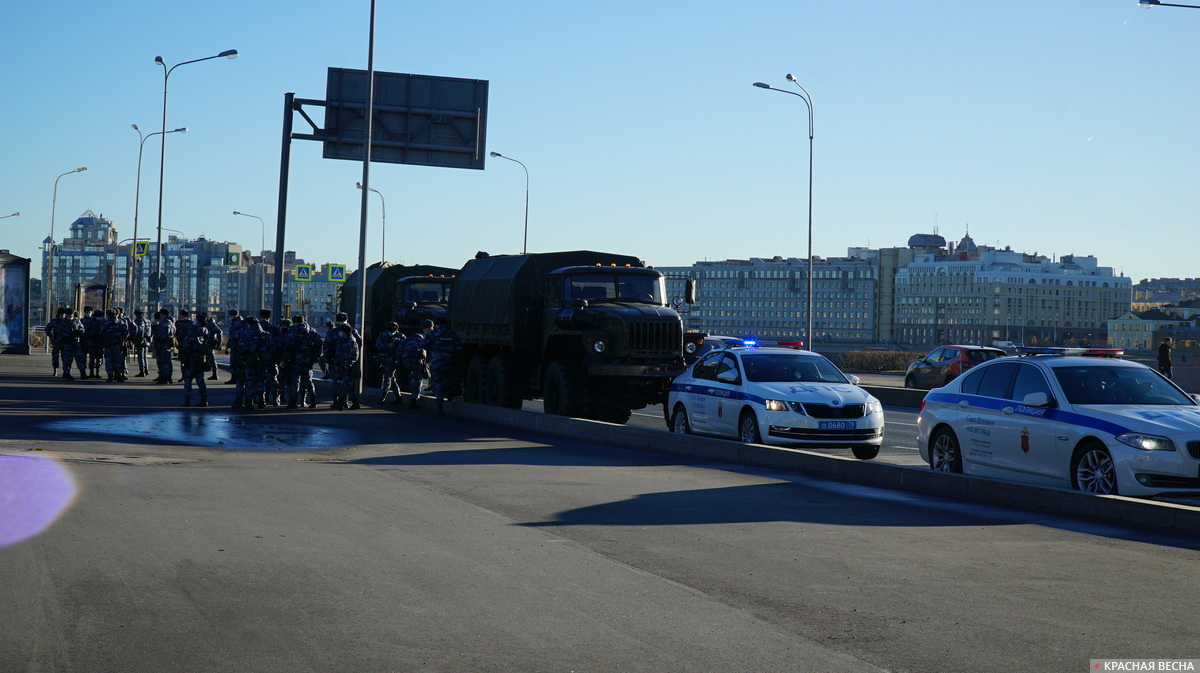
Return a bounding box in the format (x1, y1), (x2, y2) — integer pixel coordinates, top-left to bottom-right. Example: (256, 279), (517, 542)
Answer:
(916, 347), (1200, 497)
(667, 346), (885, 459)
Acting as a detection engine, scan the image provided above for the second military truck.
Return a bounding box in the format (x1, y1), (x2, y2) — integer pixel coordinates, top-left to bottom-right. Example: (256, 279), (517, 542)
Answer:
(449, 250), (686, 424)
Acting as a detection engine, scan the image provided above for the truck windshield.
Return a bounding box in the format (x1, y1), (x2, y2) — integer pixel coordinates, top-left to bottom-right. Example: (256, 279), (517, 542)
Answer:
(403, 281), (451, 304)
(565, 273), (664, 305)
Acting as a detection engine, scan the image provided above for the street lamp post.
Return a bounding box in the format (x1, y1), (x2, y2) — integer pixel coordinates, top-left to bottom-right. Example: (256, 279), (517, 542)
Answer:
(1139, 0), (1200, 8)
(754, 74), (814, 350)
(232, 211), (266, 310)
(47, 167), (88, 318)
(489, 151), (530, 255)
(152, 48), (238, 309)
(131, 124), (186, 311)
(355, 183), (386, 264)
(0, 212), (18, 220)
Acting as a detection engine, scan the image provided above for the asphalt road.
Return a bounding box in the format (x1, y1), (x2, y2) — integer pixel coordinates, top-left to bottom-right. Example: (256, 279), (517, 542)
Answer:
(3, 353), (1199, 672)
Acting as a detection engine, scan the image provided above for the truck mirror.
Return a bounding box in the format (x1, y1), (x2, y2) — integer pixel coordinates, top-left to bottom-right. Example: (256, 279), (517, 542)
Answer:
(684, 278), (697, 304)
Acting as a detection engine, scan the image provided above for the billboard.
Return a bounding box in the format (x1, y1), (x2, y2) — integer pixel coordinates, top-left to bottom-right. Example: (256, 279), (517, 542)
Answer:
(323, 68), (489, 170)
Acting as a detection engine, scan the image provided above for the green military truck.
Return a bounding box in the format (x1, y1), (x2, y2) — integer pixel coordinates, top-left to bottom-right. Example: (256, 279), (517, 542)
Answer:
(449, 250), (686, 424)
(342, 263), (457, 387)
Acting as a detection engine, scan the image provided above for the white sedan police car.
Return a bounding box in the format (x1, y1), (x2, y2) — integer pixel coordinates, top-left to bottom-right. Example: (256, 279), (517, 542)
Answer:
(917, 347), (1200, 497)
(667, 346), (885, 459)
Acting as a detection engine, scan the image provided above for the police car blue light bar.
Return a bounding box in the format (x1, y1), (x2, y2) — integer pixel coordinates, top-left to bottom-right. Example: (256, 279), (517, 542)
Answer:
(1015, 346), (1124, 357)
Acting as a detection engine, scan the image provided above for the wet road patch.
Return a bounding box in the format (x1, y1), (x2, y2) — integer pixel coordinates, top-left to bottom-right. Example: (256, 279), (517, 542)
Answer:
(43, 411), (352, 450)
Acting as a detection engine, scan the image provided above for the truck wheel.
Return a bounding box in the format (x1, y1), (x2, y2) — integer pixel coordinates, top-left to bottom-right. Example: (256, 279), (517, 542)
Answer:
(543, 361), (586, 417)
(588, 405), (632, 425)
(485, 355), (523, 409)
(464, 354), (488, 403)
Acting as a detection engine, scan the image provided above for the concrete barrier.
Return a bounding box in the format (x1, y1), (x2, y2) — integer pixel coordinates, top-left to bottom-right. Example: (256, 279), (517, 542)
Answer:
(447, 400), (1200, 535)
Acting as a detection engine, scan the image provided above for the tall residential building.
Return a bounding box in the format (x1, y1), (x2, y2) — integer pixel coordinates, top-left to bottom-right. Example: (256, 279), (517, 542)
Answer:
(660, 255), (880, 344)
(892, 232), (1131, 348)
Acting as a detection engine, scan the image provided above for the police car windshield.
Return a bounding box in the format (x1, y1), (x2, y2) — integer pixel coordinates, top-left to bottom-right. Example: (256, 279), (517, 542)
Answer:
(1052, 365), (1193, 406)
(565, 273), (664, 305)
(741, 353), (848, 384)
(403, 282), (450, 304)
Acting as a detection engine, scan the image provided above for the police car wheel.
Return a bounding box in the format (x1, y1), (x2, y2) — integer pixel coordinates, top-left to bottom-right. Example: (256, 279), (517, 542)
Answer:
(1072, 442), (1118, 495)
(670, 406), (691, 435)
(851, 445), (879, 460)
(738, 411), (762, 445)
(929, 428), (963, 473)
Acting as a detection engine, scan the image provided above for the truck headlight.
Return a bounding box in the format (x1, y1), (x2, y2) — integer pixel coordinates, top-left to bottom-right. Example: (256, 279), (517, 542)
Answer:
(1115, 433), (1176, 452)
(684, 342), (698, 354)
(592, 339), (607, 354)
(764, 399), (788, 411)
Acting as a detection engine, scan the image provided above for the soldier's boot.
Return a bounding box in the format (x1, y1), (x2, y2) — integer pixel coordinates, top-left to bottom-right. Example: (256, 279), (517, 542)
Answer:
(255, 397), (266, 410)
(286, 399), (299, 409)
(52, 367), (58, 377)
(307, 397), (317, 409)
(231, 396), (244, 409)
(62, 372), (75, 381)
(182, 397), (191, 407)
(208, 373), (218, 380)
(107, 374), (115, 383)
(196, 396), (208, 408)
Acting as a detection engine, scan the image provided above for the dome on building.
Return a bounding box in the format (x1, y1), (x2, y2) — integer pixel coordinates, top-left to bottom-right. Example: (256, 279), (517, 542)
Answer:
(907, 233), (946, 249)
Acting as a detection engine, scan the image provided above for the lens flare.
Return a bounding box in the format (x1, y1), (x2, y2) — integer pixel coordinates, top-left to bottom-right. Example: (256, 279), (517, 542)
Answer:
(0, 454), (78, 547)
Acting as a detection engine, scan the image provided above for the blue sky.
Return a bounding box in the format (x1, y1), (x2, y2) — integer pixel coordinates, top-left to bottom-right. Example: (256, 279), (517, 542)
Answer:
(2, 1), (1196, 285)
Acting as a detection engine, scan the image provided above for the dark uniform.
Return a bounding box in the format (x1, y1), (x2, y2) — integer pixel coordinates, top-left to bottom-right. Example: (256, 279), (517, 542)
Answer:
(179, 317), (213, 407)
(152, 311), (176, 383)
(424, 320), (464, 414)
(282, 315), (323, 409)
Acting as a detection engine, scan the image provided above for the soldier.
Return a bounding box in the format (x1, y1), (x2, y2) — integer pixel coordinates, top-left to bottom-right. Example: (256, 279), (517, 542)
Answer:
(47, 308), (66, 377)
(330, 323), (360, 411)
(424, 317), (464, 414)
(259, 309), (283, 406)
(174, 310), (195, 383)
(225, 309), (244, 384)
(282, 314), (323, 409)
(116, 307), (134, 381)
(152, 309), (176, 384)
(375, 322), (403, 404)
(131, 309), (152, 377)
(179, 316), (212, 407)
(238, 316), (276, 410)
(101, 309), (128, 383)
(82, 308), (105, 379)
(51, 310), (85, 381)
(205, 313), (223, 380)
(400, 319), (434, 409)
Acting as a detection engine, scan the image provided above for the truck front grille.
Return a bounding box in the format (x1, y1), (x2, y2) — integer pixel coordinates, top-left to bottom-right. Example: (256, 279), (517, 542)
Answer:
(626, 321), (682, 356)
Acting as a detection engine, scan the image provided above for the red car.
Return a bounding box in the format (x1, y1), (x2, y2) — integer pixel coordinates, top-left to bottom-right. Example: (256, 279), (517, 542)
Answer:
(904, 345), (1007, 389)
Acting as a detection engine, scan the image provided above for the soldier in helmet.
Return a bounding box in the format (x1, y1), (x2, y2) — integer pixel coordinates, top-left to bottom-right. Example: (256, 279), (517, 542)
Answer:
(400, 319), (434, 408)
(101, 309), (128, 382)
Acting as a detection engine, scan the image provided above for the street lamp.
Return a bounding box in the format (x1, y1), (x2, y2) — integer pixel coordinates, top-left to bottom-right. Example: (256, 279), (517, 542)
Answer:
(0, 212), (18, 220)
(152, 48), (238, 308)
(754, 74), (815, 350)
(47, 167), (88, 318)
(232, 211), (266, 310)
(355, 183), (386, 264)
(131, 124), (186, 311)
(1139, 0), (1200, 8)
(489, 151), (530, 255)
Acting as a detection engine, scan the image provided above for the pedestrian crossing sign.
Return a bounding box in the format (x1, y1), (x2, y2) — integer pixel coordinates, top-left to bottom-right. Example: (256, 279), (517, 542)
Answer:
(296, 264), (312, 282)
(134, 241), (149, 257)
(329, 264), (346, 282)
(226, 252), (240, 267)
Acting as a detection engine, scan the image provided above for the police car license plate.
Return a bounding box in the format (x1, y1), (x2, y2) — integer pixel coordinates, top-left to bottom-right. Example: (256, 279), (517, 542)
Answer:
(818, 420), (856, 430)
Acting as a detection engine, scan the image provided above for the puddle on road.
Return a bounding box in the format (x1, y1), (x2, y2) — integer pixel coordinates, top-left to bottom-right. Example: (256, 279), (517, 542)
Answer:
(42, 412), (351, 451)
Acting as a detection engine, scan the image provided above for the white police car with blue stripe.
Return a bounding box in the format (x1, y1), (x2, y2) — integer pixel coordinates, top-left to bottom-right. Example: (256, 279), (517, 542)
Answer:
(667, 346), (885, 459)
(917, 347), (1200, 497)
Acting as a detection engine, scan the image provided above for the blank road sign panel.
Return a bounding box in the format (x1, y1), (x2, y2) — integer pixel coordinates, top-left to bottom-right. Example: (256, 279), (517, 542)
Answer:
(323, 68), (488, 170)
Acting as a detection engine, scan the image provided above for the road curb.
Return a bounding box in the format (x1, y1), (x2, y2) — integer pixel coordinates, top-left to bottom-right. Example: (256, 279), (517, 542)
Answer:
(447, 400), (1200, 535)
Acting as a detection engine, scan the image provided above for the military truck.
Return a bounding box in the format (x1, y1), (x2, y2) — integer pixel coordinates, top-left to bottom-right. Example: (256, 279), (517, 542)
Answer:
(341, 263), (457, 387)
(449, 250), (687, 424)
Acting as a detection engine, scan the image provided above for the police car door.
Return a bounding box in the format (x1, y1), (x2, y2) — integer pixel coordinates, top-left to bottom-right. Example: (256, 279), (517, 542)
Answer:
(1001, 362), (1063, 481)
(708, 352), (743, 437)
(956, 361), (1019, 473)
(686, 351), (723, 433)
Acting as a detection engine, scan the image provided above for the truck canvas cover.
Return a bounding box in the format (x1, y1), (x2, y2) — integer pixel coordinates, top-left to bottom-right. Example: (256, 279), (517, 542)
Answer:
(450, 251), (645, 327)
